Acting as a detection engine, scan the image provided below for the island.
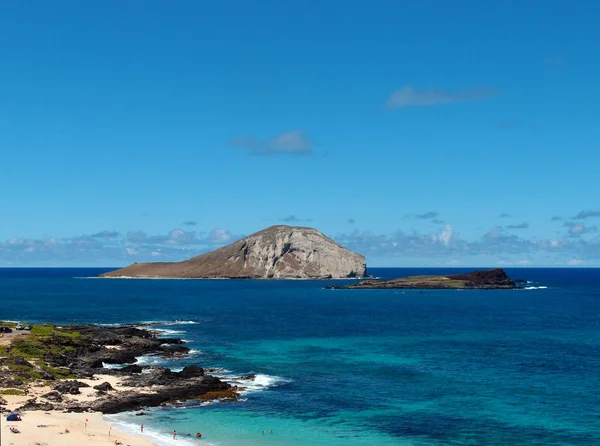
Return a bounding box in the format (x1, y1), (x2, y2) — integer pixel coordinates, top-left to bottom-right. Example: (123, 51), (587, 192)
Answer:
(101, 225), (366, 279)
(328, 268), (518, 290)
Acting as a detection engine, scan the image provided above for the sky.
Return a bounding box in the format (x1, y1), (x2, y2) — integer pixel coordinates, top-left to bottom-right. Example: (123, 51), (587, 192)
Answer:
(1, 1), (599, 267)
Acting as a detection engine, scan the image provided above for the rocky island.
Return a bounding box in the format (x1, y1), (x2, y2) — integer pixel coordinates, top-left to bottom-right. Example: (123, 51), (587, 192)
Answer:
(329, 268), (517, 290)
(101, 225), (366, 279)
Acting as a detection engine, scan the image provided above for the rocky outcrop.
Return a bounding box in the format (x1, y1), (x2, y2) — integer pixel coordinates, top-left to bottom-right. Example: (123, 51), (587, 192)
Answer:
(2, 324), (234, 416)
(330, 269), (518, 290)
(87, 375), (230, 414)
(100, 225), (366, 279)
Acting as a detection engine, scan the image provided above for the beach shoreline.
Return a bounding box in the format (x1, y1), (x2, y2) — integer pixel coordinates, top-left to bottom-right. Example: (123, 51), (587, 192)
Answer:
(1, 375), (157, 446)
(0, 323), (230, 445)
(2, 409), (156, 446)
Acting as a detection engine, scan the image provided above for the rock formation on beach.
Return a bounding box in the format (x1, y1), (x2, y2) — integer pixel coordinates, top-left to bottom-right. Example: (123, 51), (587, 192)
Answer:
(329, 268), (517, 290)
(0, 323), (235, 415)
(101, 225), (366, 279)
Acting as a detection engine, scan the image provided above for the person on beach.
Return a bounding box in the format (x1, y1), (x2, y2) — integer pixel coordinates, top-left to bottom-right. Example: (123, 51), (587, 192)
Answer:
(140, 424), (144, 433)
(173, 430), (177, 439)
(196, 432), (202, 438)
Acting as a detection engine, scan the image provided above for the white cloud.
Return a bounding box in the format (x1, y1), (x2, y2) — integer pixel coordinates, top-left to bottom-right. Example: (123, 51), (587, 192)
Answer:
(446, 259), (461, 266)
(432, 224), (453, 247)
(568, 259), (584, 266)
(230, 130), (314, 156)
(517, 259), (532, 266)
(208, 228), (233, 244)
(385, 85), (496, 109)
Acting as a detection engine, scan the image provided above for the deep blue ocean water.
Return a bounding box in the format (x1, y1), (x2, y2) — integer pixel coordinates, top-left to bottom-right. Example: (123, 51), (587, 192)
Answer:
(1, 267), (599, 445)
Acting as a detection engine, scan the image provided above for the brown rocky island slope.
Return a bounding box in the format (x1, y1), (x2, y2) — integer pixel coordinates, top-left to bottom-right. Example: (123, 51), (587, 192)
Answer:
(101, 225), (366, 279)
(330, 268), (517, 290)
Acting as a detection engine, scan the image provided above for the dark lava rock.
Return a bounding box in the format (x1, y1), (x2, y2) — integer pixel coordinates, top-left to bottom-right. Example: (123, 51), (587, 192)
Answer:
(123, 368), (172, 387)
(38, 369), (56, 380)
(13, 356), (34, 368)
(160, 345), (190, 355)
(43, 353), (71, 367)
(65, 403), (87, 412)
(120, 365), (143, 374)
(135, 411), (147, 416)
(159, 337), (186, 345)
(18, 398), (54, 411)
(177, 366), (204, 379)
(93, 382), (114, 392)
(1, 378), (27, 389)
(54, 380), (90, 394)
(447, 268), (515, 287)
(88, 375), (230, 414)
(41, 391), (63, 402)
(235, 375), (256, 380)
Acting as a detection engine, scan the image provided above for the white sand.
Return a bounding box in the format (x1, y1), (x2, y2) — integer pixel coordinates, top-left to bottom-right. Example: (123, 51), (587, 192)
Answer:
(1, 411), (154, 446)
(1, 375), (156, 446)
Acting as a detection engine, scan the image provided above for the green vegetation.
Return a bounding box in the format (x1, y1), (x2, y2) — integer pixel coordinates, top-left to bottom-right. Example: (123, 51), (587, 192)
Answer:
(0, 388), (26, 396)
(40, 364), (75, 379)
(0, 323), (85, 386)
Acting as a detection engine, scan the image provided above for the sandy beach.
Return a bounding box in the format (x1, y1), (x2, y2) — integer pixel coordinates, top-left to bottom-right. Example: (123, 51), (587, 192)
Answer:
(1, 410), (154, 446)
(1, 375), (155, 446)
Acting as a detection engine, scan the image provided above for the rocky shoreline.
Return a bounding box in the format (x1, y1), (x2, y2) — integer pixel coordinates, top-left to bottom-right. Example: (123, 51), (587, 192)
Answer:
(0, 324), (237, 415)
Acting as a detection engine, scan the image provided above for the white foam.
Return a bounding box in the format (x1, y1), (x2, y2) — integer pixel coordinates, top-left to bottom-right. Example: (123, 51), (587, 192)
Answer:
(102, 362), (128, 369)
(141, 320), (199, 326)
(522, 286), (548, 290)
(225, 373), (292, 394)
(152, 328), (186, 336)
(134, 355), (166, 367)
(103, 415), (207, 446)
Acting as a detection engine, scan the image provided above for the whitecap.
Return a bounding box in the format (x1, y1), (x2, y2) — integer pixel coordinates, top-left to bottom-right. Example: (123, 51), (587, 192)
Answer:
(150, 328), (186, 336)
(134, 355), (166, 367)
(102, 362), (129, 369)
(226, 373), (292, 394)
(140, 320), (199, 326)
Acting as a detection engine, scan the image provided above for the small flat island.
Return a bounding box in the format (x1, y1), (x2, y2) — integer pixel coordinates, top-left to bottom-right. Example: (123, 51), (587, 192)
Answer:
(329, 268), (518, 290)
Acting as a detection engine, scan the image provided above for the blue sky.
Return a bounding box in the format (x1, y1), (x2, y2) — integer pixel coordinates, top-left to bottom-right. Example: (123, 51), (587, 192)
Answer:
(1, 1), (599, 267)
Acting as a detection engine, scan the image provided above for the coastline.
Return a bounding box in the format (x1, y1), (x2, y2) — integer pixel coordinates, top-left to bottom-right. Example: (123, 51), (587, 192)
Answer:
(0, 324), (233, 446)
(1, 377), (156, 446)
(2, 409), (156, 446)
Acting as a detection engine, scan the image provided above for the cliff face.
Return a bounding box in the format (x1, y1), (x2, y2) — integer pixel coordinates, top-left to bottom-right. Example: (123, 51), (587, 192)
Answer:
(100, 225), (366, 279)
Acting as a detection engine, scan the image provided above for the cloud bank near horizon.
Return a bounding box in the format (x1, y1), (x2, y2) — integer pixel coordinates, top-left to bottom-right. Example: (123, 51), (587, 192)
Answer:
(1, 221), (598, 267)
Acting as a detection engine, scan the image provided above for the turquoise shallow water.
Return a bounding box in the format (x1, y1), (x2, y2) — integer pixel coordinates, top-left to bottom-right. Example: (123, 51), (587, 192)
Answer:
(1, 267), (600, 445)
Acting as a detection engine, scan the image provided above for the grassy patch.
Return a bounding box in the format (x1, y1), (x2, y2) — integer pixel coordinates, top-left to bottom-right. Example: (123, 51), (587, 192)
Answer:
(0, 388), (26, 396)
(30, 324), (55, 336)
(40, 365), (74, 379)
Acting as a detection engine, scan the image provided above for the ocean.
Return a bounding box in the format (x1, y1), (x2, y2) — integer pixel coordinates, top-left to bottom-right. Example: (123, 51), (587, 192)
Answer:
(1, 267), (599, 445)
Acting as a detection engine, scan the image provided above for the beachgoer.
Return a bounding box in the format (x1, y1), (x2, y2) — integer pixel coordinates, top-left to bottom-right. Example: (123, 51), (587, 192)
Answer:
(270, 429), (273, 434)
(65, 428), (70, 433)
(196, 432), (202, 438)
(173, 430), (177, 439)
(262, 430), (265, 435)
(140, 424), (144, 433)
